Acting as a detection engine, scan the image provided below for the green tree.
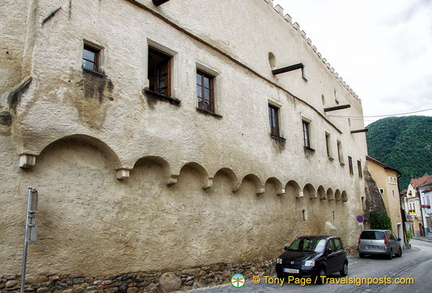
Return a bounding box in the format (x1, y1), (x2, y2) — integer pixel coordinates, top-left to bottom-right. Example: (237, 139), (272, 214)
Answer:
(366, 116), (432, 189)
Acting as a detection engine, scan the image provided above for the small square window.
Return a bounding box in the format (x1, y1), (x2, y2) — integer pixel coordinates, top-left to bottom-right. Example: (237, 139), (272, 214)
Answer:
(83, 44), (101, 72)
(148, 47), (171, 96)
(196, 71), (215, 113)
(268, 104), (280, 137)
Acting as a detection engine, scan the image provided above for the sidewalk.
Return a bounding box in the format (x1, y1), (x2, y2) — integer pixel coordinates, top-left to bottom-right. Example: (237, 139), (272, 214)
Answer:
(412, 236), (432, 243)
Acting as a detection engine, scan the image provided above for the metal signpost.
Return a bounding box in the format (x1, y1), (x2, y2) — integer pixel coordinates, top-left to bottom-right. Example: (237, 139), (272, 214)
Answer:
(21, 188), (38, 293)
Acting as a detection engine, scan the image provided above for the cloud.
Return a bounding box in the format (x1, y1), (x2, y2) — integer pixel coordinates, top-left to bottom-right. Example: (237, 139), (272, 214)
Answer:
(273, 0), (432, 123)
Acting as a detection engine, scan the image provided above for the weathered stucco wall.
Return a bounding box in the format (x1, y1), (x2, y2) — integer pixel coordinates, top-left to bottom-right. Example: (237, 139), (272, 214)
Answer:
(1, 136), (355, 276)
(1, 0), (367, 283)
(0, 0), (28, 107)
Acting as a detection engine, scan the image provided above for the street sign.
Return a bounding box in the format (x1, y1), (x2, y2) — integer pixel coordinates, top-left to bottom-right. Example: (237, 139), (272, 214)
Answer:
(27, 189), (38, 242)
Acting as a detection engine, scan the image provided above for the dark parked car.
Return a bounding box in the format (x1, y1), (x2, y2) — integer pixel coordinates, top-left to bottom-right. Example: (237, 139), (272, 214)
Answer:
(357, 229), (402, 259)
(276, 236), (348, 282)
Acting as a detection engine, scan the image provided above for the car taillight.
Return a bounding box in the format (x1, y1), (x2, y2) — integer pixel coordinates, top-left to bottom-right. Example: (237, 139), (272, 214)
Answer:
(358, 236), (361, 244)
(384, 237), (387, 244)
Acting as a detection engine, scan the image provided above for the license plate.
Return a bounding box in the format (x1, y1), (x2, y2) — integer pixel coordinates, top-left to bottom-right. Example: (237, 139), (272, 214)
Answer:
(283, 268), (299, 274)
(366, 245), (378, 249)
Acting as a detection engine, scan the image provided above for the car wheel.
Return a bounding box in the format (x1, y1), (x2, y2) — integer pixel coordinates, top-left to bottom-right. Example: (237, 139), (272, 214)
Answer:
(359, 253), (365, 258)
(315, 268), (326, 284)
(387, 249), (393, 259)
(396, 246), (402, 257)
(276, 271), (285, 279)
(340, 261), (348, 276)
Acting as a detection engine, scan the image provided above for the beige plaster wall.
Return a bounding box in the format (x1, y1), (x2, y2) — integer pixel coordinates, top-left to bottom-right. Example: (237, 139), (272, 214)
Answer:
(0, 0), (367, 277)
(366, 160), (402, 233)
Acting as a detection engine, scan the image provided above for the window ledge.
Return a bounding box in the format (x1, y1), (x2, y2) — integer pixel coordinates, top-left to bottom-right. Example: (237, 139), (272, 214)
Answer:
(144, 88), (181, 106)
(83, 67), (105, 78)
(196, 107), (222, 119)
(270, 134), (286, 143)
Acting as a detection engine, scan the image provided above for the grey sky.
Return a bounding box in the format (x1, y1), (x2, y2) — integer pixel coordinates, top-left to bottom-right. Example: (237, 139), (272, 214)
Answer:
(272, 0), (432, 125)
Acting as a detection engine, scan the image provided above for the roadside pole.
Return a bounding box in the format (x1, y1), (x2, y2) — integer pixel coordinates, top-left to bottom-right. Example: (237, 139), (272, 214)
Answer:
(20, 188), (38, 293)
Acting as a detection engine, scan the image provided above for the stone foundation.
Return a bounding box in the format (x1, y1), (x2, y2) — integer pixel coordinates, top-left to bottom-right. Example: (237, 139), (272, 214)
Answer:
(0, 260), (275, 293)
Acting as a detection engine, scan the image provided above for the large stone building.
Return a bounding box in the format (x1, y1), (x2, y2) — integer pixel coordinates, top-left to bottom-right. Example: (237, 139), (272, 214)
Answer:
(0, 0), (368, 290)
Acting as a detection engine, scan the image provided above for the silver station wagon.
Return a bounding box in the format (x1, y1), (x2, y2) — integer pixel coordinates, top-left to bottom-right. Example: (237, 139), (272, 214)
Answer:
(357, 229), (402, 259)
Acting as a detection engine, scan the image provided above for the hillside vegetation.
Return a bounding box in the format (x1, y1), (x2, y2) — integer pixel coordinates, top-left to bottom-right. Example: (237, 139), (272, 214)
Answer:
(366, 116), (432, 189)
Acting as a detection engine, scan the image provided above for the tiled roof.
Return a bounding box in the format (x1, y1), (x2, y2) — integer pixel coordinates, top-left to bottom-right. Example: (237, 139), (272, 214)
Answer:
(410, 175), (432, 188)
(366, 156), (401, 174)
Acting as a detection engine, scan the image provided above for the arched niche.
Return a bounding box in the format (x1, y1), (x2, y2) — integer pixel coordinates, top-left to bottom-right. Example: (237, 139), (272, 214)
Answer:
(327, 188), (335, 201)
(335, 189), (342, 202)
(265, 177), (284, 195)
(241, 174), (264, 195)
(285, 180), (301, 198)
(317, 185), (326, 200)
(341, 191), (348, 202)
(132, 155), (171, 184)
(175, 162), (211, 190)
(303, 183), (317, 199)
(213, 168), (241, 193)
(31, 134), (123, 176)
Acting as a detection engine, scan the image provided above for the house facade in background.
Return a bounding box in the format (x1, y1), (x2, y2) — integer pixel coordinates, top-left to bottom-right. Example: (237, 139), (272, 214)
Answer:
(366, 156), (403, 239)
(423, 185), (432, 235)
(0, 0), (368, 290)
(402, 175), (432, 237)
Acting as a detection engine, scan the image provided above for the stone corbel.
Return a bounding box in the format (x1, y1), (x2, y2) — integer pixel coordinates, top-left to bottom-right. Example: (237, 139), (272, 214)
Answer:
(116, 168), (131, 180)
(296, 191), (304, 198)
(277, 188), (286, 196)
(202, 178), (213, 190)
(232, 182), (242, 193)
(257, 186), (265, 195)
(19, 154), (37, 169)
(167, 175), (179, 187)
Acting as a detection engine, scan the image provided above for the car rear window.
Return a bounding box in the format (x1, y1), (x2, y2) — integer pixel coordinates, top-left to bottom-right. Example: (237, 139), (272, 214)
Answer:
(360, 231), (385, 240)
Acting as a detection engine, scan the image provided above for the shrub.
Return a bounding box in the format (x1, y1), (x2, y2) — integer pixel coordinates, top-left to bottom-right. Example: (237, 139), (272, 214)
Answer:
(369, 212), (392, 230)
(406, 230), (412, 241)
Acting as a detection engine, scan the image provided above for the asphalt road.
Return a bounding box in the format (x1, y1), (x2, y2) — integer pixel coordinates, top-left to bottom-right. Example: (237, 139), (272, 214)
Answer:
(184, 238), (432, 293)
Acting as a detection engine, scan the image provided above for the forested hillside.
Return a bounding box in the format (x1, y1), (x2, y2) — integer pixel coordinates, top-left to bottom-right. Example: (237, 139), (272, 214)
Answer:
(366, 116), (432, 190)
